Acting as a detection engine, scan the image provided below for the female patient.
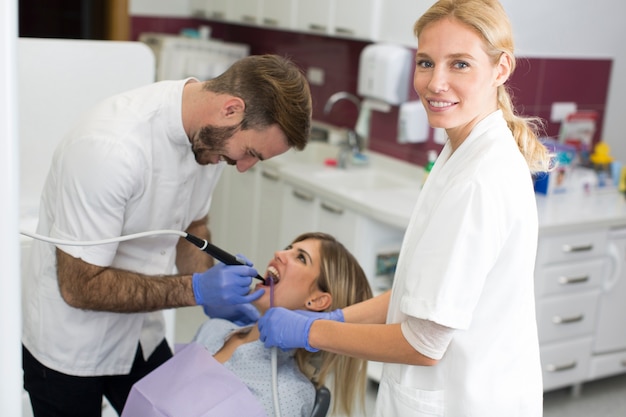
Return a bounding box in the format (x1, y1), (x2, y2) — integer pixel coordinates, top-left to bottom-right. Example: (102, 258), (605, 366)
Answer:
(193, 232), (373, 417)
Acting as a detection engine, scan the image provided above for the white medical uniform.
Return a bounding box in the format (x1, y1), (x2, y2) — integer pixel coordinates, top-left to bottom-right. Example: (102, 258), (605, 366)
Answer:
(375, 111), (543, 417)
(22, 79), (224, 376)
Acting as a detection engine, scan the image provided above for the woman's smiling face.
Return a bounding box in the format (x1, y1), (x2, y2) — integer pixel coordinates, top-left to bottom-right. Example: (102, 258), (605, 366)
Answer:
(253, 238), (328, 313)
(413, 16), (510, 148)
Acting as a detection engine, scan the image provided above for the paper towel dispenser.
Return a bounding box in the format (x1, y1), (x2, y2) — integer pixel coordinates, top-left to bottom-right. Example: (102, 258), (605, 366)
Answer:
(357, 43), (412, 105)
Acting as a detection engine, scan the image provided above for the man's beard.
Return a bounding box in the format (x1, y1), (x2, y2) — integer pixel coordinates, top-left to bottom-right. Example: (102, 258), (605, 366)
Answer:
(191, 123), (241, 165)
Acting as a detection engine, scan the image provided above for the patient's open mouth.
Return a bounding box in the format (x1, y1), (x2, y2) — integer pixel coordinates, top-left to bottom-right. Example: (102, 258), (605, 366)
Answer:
(265, 266), (280, 285)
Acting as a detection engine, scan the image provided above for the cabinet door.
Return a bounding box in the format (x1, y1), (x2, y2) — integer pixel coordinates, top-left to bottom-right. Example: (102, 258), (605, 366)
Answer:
(296, 0), (332, 34)
(189, 0), (209, 17)
(222, 167), (259, 260)
(377, 0), (430, 47)
(317, 198), (357, 249)
(202, 0), (230, 20)
(334, 0), (381, 39)
(255, 167), (284, 266)
(261, 0), (296, 29)
(233, 0), (261, 25)
(593, 232), (626, 353)
(279, 183), (318, 246)
(208, 166), (232, 251)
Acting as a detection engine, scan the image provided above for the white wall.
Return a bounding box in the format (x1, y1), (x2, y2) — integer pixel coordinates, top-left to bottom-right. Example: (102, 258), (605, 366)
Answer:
(0, 0), (22, 415)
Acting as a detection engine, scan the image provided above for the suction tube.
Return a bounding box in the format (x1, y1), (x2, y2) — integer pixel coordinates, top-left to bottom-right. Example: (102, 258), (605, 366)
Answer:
(19, 229), (265, 284)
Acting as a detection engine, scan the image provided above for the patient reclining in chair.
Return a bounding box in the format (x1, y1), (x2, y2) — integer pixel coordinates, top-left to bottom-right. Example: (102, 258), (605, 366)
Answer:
(193, 232), (373, 417)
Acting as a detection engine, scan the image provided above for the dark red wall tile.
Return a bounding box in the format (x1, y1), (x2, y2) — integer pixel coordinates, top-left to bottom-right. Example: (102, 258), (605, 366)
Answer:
(131, 16), (612, 166)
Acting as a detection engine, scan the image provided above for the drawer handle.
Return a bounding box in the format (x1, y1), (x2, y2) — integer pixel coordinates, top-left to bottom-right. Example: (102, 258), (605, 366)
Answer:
(621, 360), (626, 367)
(261, 170), (280, 181)
(263, 18), (279, 26)
(552, 314), (584, 324)
(321, 202), (344, 215)
(558, 275), (590, 285)
(546, 361), (577, 373)
(292, 189), (314, 202)
(335, 27), (355, 35)
(211, 11), (226, 19)
(562, 244), (593, 253)
(309, 24), (327, 32)
(241, 15), (256, 24)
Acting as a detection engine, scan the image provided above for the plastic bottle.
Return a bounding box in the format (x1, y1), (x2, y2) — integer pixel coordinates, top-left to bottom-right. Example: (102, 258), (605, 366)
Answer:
(423, 150), (437, 187)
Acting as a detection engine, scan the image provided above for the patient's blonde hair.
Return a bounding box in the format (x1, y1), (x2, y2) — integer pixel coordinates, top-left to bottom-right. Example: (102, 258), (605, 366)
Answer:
(291, 232), (373, 417)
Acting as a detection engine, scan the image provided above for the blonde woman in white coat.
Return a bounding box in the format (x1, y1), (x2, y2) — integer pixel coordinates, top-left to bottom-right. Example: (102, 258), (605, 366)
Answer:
(258, 1), (552, 416)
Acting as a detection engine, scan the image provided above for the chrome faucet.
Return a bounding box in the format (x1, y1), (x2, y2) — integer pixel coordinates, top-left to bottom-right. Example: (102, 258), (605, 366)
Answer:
(323, 91), (361, 115)
(323, 92), (366, 168)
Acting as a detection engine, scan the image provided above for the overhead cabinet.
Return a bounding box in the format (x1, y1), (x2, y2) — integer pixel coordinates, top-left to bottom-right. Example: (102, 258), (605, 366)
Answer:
(192, 0), (420, 43)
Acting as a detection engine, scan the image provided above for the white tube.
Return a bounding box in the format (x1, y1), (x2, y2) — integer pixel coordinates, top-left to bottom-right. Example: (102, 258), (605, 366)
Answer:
(271, 347), (282, 417)
(19, 229), (187, 246)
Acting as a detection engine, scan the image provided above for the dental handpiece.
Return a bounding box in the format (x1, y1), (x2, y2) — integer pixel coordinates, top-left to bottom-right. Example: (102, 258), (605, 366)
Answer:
(184, 233), (266, 284)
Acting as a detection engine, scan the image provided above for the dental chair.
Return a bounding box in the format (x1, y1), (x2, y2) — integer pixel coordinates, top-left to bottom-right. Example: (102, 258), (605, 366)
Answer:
(311, 386), (331, 417)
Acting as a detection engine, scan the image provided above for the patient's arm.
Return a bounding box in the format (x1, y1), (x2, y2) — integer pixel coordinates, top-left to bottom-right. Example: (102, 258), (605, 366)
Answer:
(213, 325), (258, 363)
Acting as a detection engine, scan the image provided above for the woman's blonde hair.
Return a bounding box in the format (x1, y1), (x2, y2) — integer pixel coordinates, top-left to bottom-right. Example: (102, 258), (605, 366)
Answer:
(414, 0), (552, 173)
(291, 232), (373, 417)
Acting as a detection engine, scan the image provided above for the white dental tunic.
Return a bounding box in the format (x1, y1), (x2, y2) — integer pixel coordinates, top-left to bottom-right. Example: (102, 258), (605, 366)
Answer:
(375, 111), (543, 417)
(22, 79), (224, 376)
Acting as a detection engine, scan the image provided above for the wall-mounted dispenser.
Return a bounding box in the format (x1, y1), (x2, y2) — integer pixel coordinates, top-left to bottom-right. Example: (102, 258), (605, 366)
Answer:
(357, 43), (412, 105)
(355, 43), (413, 141)
(398, 100), (429, 143)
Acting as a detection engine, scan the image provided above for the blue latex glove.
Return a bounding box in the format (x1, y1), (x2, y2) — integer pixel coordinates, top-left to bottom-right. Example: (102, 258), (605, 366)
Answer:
(258, 307), (319, 352)
(202, 303), (260, 326)
(192, 262), (264, 324)
(292, 309), (345, 322)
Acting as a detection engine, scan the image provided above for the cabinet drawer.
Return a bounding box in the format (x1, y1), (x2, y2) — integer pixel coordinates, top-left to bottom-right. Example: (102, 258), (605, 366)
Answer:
(536, 291), (600, 343)
(535, 258), (606, 297)
(588, 351), (626, 380)
(537, 230), (607, 265)
(541, 337), (592, 391)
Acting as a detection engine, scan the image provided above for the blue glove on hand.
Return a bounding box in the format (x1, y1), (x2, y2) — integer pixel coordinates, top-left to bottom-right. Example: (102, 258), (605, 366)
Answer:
(202, 303), (260, 326)
(192, 262), (264, 324)
(258, 307), (319, 352)
(292, 309), (344, 322)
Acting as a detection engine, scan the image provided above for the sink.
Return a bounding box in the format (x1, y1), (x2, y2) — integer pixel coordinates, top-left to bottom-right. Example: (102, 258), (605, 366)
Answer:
(272, 141), (340, 166)
(312, 168), (415, 190)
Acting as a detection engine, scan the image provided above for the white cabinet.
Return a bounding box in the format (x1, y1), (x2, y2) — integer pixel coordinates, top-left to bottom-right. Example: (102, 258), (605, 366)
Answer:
(193, 0), (424, 43)
(231, 0), (261, 25)
(260, 0), (296, 29)
(191, 0), (230, 20)
(295, 0), (382, 40)
(280, 180), (405, 289)
(279, 183), (318, 245)
(209, 164), (284, 268)
(377, 0), (433, 47)
(334, 0), (382, 39)
(534, 228), (608, 391)
(193, 0), (296, 29)
(296, 0), (333, 34)
(589, 227), (626, 380)
(255, 166), (285, 265)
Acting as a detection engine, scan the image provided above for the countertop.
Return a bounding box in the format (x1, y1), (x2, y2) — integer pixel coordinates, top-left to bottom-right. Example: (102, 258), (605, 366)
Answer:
(536, 189), (626, 234)
(265, 141), (626, 233)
